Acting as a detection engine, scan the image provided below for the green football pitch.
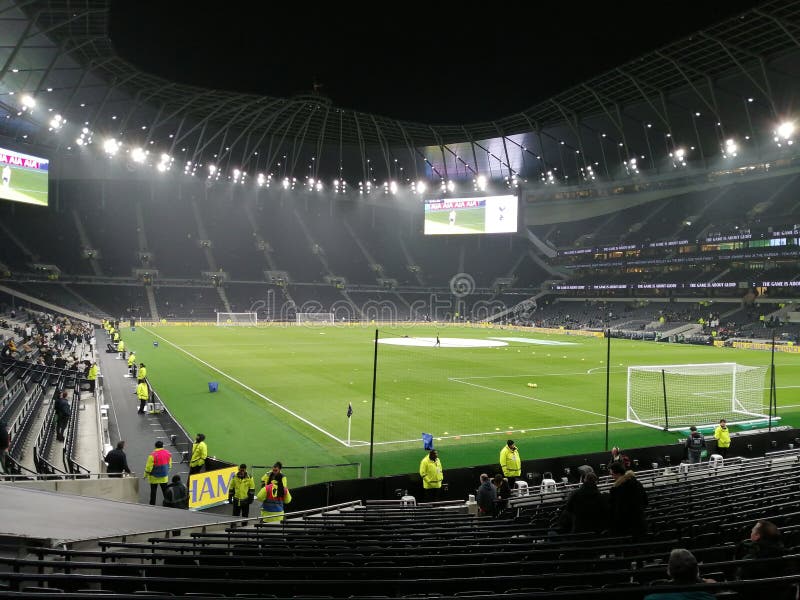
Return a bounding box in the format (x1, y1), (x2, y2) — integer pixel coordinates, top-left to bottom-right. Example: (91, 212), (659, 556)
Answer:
(424, 207), (485, 234)
(122, 325), (800, 484)
(0, 166), (48, 206)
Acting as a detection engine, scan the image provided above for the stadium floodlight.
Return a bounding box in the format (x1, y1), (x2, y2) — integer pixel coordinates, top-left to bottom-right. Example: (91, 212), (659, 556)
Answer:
(447, 180), (455, 192)
(130, 147), (146, 163)
(257, 173), (266, 186)
(775, 121), (794, 142)
(156, 162), (167, 172)
(207, 164), (216, 175)
(723, 139), (738, 158)
(233, 168), (241, 181)
(48, 114), (63, 130)
(103, 138), (120, 155)
(20, 94), (35, 110)
(416, 180), (426, 195)
(315, 181), (323, 191)
(282, 177), (290, 189)
(476, 174), (487, 191)
(389, 180), (398, 195)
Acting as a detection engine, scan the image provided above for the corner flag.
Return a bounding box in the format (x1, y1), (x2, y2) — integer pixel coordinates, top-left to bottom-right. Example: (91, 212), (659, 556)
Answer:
(347, 402), (353, 418)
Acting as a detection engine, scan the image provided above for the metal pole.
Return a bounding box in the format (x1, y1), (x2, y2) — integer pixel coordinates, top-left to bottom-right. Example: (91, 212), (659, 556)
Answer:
(604, 329), (611, 452)
(768, 329), (776, 431)
(662, 369), (670, 431)
(369, 329), (378, 478)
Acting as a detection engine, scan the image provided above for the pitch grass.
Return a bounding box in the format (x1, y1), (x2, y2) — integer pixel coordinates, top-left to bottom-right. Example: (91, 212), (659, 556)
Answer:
(1, 167), (49, 206)
(123, 325), (800, 484)
(425, 206), (485, 234)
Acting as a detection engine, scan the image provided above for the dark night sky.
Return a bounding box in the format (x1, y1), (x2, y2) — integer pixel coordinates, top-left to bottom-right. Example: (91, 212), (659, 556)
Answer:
(109, 1), (765, 124)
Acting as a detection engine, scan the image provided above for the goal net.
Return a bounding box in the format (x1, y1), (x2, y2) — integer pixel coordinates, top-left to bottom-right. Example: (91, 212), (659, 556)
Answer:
(216, 312), (258, 326)
(627, 362), (771, 431)
(296, 312), (334, 325)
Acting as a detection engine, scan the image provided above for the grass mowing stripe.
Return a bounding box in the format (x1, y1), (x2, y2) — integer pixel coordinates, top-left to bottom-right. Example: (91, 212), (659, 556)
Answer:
(450, 377), (626, 421)
(141, 326), (348, 446)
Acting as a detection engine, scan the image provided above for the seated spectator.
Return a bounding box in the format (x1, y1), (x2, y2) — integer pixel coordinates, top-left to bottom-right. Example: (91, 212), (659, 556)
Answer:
(562, 473), (608, 534)
(735, 520), (793, 599)
(644, 548), (716, 600)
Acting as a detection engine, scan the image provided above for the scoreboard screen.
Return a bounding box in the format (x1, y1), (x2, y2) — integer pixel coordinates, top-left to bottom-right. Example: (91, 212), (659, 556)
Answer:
(0, 146), (49, 206)
(424, 194), (518, 235)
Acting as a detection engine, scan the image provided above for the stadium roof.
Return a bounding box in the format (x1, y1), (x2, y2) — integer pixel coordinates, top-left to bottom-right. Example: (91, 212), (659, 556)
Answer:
(0, 0), (799, 183)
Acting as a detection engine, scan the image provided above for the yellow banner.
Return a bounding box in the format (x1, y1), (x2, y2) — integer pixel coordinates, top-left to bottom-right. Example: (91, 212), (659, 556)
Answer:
(732, 341), (800, 353)
(188, 466), (237, 510)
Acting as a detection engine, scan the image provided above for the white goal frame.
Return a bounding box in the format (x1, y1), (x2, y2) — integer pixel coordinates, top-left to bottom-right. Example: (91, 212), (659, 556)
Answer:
(296, 312), (335, 325)
(626, 362), (772, 431)
(216, 312), (258, 326)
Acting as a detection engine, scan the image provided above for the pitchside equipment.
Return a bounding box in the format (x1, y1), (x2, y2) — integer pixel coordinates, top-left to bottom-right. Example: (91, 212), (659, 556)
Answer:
(296, 312), (334, 325)
(216, 312), (258, 326)
(627, 362), (770, 431)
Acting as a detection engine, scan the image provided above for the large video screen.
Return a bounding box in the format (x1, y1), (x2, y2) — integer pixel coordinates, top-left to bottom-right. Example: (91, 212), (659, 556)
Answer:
(0, 147), (49, 206)
(424, 195), (518, 235)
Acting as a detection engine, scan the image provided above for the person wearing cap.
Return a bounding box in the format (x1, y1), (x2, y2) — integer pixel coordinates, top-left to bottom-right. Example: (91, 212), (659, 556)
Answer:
(499, 439), (521, 488)
(685, 426), (706, 464)
(162, 475), (189, 509)
(229, 464), (256, 518)
(189, 433), (208, 474)
(143, 440), (172, 505)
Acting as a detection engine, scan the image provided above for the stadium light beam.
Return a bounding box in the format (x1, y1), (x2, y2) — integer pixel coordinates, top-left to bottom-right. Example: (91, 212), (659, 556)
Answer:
(476, 174), (487, 191)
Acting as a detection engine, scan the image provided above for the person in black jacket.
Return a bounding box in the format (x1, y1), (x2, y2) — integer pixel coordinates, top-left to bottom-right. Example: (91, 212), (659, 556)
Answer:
(162, 475), (189, 509)
(735, 520), (786, 579)
(475, 473), (497, 517)
(563, 473), (608, 534)
(104, 441), (131, 477)
(608, 462), (648, 537)
(54, 391), (71, 442)
(0, 419), (9, 474)
(685, 426), (706, 464)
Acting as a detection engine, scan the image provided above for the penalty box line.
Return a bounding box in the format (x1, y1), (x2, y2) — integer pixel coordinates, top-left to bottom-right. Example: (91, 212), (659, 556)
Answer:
(450, 377), (626, 422)
(141, 326), (348, 447)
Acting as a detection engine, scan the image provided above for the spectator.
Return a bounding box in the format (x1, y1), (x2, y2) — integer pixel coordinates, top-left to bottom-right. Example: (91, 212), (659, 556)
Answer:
(644, 548), (716, 600)
(492, 473), (511, 512)
(563, 473), (608, 534)
(228, 464), (256, 518)
(104, 441), (131, 477)
(609, 446), (631, 470)
(499, 439), (521, 487)
(54, 390), (71, 442)
(685, 426), (706, 464)
(162, 475), (189, 509)
(144, 440), (172, 505)
(735, 520), (787, 582)
(608, 462), (648, 537)
(475, 473), (497, 517)
(257, 470), (292, 523)
(0, 419), (9, 474)
(419, 449), (444, 502)
(714, 419), (731, 458)
(189, 433), (207, 474)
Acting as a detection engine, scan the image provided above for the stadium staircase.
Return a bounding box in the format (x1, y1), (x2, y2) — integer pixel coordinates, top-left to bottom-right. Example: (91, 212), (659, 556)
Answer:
(145, 286), (160, 321)
(70, 209), (104, 277)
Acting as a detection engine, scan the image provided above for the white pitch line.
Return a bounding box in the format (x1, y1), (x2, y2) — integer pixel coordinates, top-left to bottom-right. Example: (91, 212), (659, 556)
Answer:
(451, 377), (626, 421)
(451, 370), (609, 381)
(367, 420), (630, 447)
(141, 326), (348, 447)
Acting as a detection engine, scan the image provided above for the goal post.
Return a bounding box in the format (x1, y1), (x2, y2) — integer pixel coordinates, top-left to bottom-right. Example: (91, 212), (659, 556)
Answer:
(627, 362), (771, 431)
(216, 312), (258, 326)
(296, 312), (334, 325)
